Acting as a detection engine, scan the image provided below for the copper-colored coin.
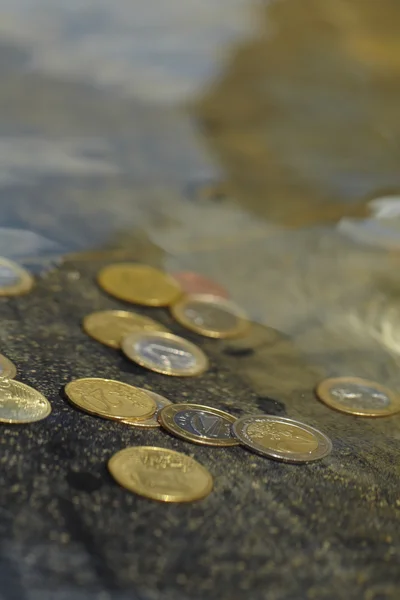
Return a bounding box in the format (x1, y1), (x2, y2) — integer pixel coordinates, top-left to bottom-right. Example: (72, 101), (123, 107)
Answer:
(82, 310), (169, 348)
(171, 272), (229, 299)
(0, 354), (17, 379)
(0, 379), (51, 424)
(64, 378), (156, 421)
(121, 389), (172, 429)
(97, 263), (182, 306)
(170, 293), (249, 338)
(316, 376), (400, 417)
(108, 446), (213, 502)
(0, 257), (34, 296)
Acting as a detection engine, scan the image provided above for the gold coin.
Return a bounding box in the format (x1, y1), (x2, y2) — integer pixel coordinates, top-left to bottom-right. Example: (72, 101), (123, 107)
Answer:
(170, 293), (249, 338)
(108, 446), (213, 502)
(0, 354), (17, 379)
(122, 331), (208, 377)
(97, 263), (182, 306)
(0, 257), (34, 297)
(121, 389), (172, 428)
(158, 403), (239, 446)
(0, 379), (51, 423)
(64, 378), (156, 421)
(82, 310), (169, 348)
(316, 376), (400, 417)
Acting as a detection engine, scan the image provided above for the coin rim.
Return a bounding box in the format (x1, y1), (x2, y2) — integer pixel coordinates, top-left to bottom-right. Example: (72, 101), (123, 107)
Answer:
(121, 389), (172, 429)
(64, 377), (157, 421)
(0, 257), (34, 297)
(316, 376), (400, 417)
(108, 446), (213, 502)
(97, 263), (182, 307)
(0, 353), (17, 380)
(171, 271), (230, 299)
(121, 331), (209, 377)
(158, 403), (240, 446)
(232, 415), (333, 463)
(170, 293), (249, 338)
(0, 380), (51, 423)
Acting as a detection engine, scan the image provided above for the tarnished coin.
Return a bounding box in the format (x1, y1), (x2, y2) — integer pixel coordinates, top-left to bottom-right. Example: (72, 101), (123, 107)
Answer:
(316, 376), (400, 417)
(121, 389), (172, 429)
(171, 272), (229, 299)
(158, 403), (239, 446)
(122, 331), (208, 377)
(83, 310), (169, 348)
(98, 263), (182, 306)
(232, 415), (332, 463)
(64, 378), (156, 421)
(0, 379), (51, 423)
(108, 446), (213, 502)
(0, 257), (34, 297)
(0, 354), (17, 379)
(170, 294), (249, 338)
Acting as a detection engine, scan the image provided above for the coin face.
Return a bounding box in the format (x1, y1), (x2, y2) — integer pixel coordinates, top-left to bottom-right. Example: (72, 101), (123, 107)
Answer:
(171, 272), (229, 299)
(158, 403), (239, 446)
(64, 378), (156, 421)
(0, 354), (17, 379)
(0, 379), (51, 423)
(108, 446), (213, 502)
(121, 389), (172, 428)
(0, 257), (34, 297)
(170, 294), (249, 338)
(97, 263), (182, 306)
(316, 377), (400, 417)
(232, 415), (332, 463)
(122, 331), (208, 377)
(82, 310), (169, 348)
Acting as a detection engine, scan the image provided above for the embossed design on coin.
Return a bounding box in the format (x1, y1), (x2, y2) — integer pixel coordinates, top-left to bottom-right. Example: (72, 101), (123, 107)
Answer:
(316, 377), (400, 417)
(64, 378), (156, 421)
(0, 379), (51, 423)
(108, 446), (213, 502)
(0, 354), (17, 379)
(232, 415), (332, 462)
(83, 310), (169, 348)
(172, 272), (229, 299)
(171, 294), (249, 338)
(121, 390), (172, 429)
(122, 331), (208, 376)
(0, 257), (34, 297)
(97, 263), (182, 306)
(158, 403), (239, 446)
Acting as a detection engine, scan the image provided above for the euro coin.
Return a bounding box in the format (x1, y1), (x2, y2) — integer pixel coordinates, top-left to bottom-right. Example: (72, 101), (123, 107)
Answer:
(0, 353), (17, 379)
(0, 379), (51, 423)
(0, 257), (34, 296)
(121, 389), (172, 429)
(83, 310), (169, 348)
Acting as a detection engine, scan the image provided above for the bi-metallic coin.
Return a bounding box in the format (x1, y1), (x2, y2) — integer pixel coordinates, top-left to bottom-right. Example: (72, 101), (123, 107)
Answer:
(82, 310), (169, 348)
(121, 389), (172, 429)
(0, 379), (51, 423)
(0, 257), (34, 297)
(0, 354), (17, 379)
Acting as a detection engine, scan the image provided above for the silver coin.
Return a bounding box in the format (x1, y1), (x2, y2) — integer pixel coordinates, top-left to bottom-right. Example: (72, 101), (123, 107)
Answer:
(232, 415), (332, 463)
(0, 379), (52, 423)
(121, 389), (172, 428)
(122, 331), (208, 377)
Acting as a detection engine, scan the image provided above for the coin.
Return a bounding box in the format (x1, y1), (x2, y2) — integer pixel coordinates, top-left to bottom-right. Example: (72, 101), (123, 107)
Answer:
(108, 446), (213, 502)
(82, 310), (169, 348)
(232, 415), (332, 463)
(171, 272), (229, 299)
(0, 379), (51, 423)
(170, 294), (249, 338)
(121, 390), (172, 428)
(0, 257), (34, 297)
(0, 354), (17, 379)
(122, 331), (208, 377)
(97, 263), (182, 306)
(316, 376), (400, 417)
(64, 378), (156, 421)
(158, 403), (239, 446)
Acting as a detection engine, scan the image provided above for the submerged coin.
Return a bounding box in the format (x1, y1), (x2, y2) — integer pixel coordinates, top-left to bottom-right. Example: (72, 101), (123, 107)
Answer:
(232, 415), (332, 463)
(172, 272), (229, 299)
(316, 376), (400, 417)
(65, 378), (156, 421)
(122, 331), (208, 377)
(98, 263), (182, 306)
(171, 294), (249, 338)
(83, 310), (169, 348)
(0, 354), (17, 379)
(121, 390), (172, 429)
(0, 379), (51, 423)
(0, 257), (34, 296)
(158, 403), (239, 446)
(108, 446), (213, 502)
